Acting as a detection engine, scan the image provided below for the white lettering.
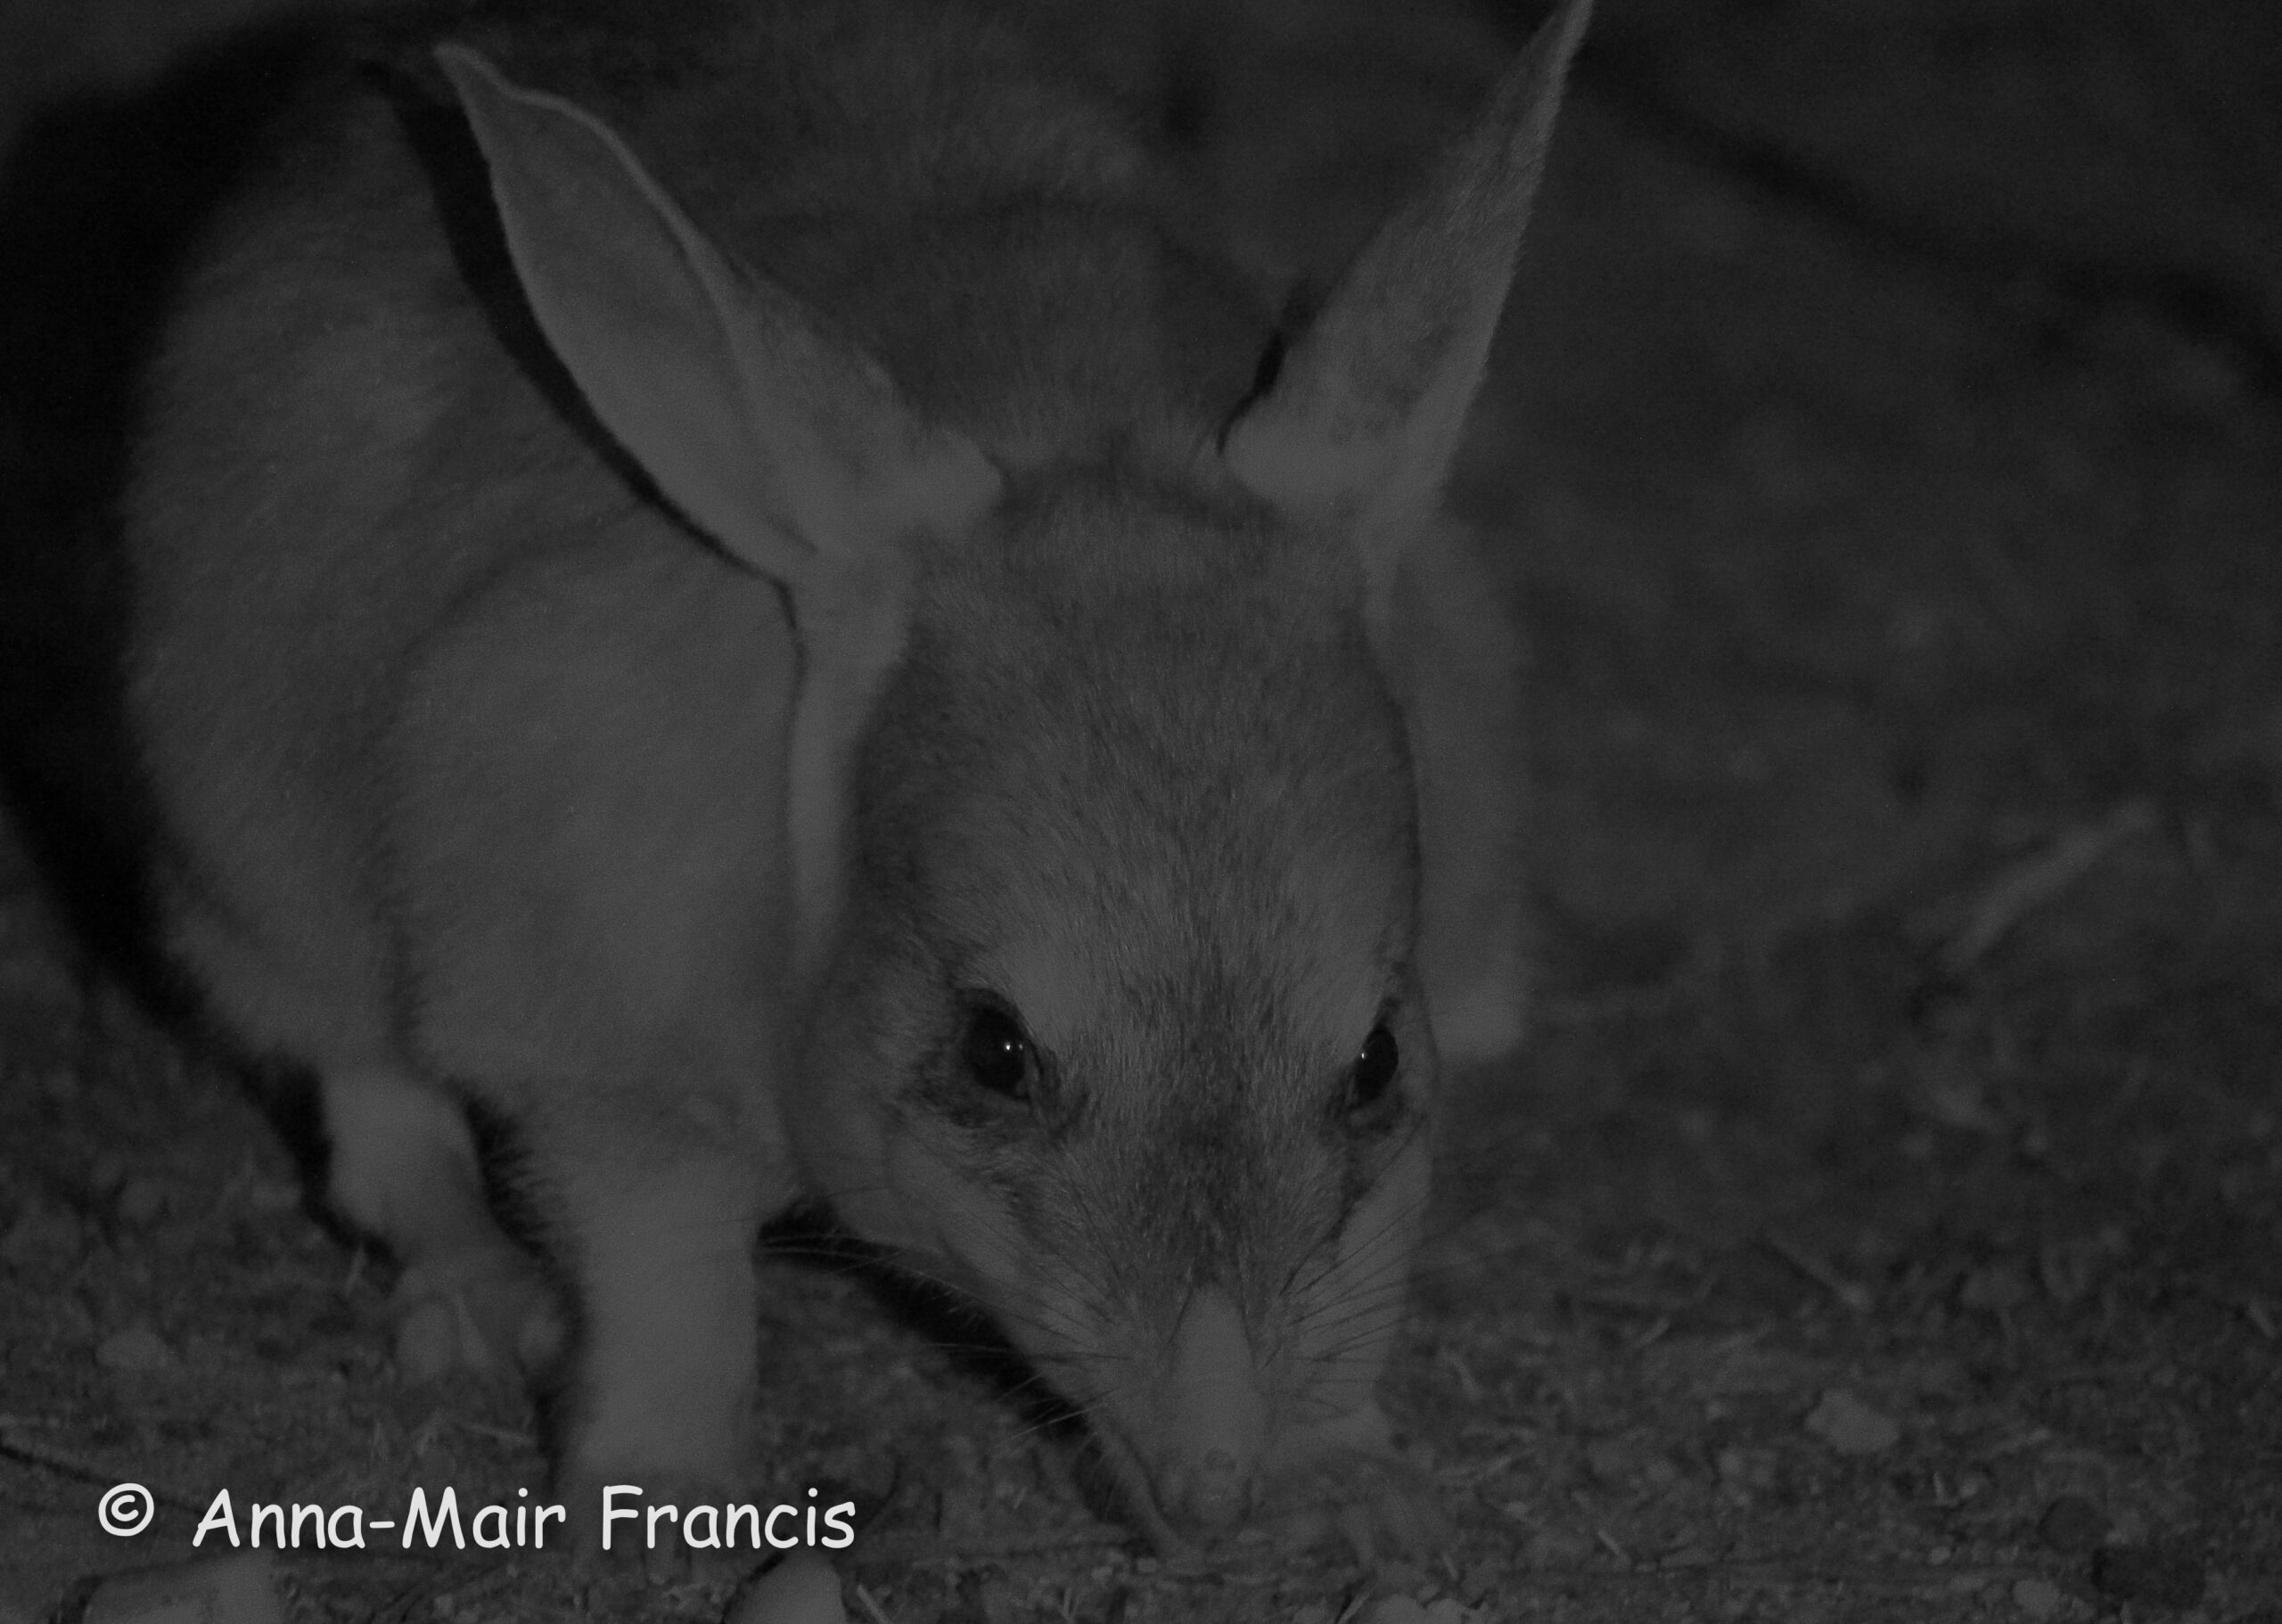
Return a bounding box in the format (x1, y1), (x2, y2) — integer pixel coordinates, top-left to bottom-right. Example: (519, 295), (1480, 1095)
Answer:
(403, 1486), (464, 1549)
(192, 1489), (238, 1548)
(250, 1504), (285, 1548)
(820, 1501), (856, 1550)
(472, 1503), (511, 1549)
(601, 1485), (641, 1551)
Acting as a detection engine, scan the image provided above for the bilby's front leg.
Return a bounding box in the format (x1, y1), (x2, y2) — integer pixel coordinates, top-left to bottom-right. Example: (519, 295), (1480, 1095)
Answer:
(536, 1111), (779, 1565)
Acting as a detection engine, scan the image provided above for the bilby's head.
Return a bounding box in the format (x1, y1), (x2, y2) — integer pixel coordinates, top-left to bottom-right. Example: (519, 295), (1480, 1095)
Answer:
(805, 464), (1433, 1533)
(439, 0), (1588, 1540)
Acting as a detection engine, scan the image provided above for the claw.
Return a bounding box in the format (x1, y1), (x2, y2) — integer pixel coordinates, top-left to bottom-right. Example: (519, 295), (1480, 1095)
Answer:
(388, 1245), (565, 1383)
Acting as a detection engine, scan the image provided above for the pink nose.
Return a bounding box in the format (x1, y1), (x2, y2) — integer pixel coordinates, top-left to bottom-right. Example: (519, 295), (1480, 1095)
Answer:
(1155, 1287), (1267, 1530)
(1154, 1446), (1253, 1530)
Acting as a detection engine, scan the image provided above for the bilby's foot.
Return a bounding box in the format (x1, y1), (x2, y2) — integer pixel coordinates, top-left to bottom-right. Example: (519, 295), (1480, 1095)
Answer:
(390, 1241), (566, 1382)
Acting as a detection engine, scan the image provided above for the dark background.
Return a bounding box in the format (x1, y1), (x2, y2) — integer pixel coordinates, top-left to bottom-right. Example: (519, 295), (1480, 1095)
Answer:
(2, 2), (2278, 1620)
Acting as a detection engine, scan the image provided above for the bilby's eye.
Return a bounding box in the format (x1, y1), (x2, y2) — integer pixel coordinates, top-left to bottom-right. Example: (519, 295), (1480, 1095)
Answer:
(961, 1005), (1034, 1099)
(1349, 1023), (1400, 1112)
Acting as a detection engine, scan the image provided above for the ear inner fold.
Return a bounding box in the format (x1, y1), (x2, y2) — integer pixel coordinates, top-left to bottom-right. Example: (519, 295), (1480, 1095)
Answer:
(436, 43), (1000, 578)
(1220, 0), (1593, 532)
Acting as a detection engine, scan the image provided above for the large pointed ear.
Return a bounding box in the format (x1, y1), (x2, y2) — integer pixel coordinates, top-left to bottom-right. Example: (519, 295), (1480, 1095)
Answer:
(1220, 0), (1589, 537)
(436, 45), (1002, 578)
(439, 45), (1002, 971)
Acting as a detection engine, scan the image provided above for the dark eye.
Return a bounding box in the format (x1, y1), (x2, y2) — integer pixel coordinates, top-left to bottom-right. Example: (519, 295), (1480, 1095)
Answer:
(961, 1005), (1034, 1099)
(1349, 1023), (1400, 1112)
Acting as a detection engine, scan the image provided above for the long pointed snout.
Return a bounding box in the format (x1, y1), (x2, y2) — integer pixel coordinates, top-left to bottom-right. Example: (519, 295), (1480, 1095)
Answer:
(1151, 1286), (1268, 1530)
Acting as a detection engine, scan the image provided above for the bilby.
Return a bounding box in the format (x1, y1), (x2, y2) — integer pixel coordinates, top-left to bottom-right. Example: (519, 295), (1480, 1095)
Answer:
(122, 0), (1589, 1554)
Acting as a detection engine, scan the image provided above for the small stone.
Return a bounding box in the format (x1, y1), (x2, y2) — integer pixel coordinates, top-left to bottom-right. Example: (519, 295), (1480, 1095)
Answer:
(726, 1552), (845, 1624)
(116, 1177), (172, 1229)
(1804, 1389), (1900, 1456)
(2037, 1495), (2109, 1554)
(1520, 1527), (1590, 1568)
(1959, 1264), (2033, 1313)
(2090, 1543), (2204, 1609)
(1584, 1437), (1635, 1484)
(97, 1327), (177, 1373)
(79, 1553), (282, 1624)
(1, 1202), (83, 1268)
(1900, 1356), (1968, 1395)
(965, 1577), (1015, 1624)
(1262, 1499), (1337, 1555)
(2011, 1578), (2063, 1620)
(245, 1179), (301, 1214)
(2038, 1238), (2106, 1304)
(1371, 1562), (1428, 1601)
(1357, 1600), (1429, 1624)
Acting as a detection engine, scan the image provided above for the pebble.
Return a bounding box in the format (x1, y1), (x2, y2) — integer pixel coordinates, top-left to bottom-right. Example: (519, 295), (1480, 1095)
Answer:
(78, 1553), (283, 1624)
(1584, 1437), (1637, 1483)
(243, 1179), (301, 1214)
(2010, 1578), (2063, 1620)
(97, 1327), (178, 1373)
(2037, 1495), (2109, 1554)
(725, 1552), (846, 1624)
(1958, 1263), (2033, 1313)
(1715, 1446), (1776, 1492)
(1371, 1562), (1428, 1601)
(1360, 1601), (1475, 1624)
(116, 1177), (172, 1228)
(1, 1202), (83, 1268)
(933, 1571), (1012, 1624)
(2089, 1543), (2204, 1609)
(1520, 1527), (1591, 1568)
(1804, 1388), (1900, 1456)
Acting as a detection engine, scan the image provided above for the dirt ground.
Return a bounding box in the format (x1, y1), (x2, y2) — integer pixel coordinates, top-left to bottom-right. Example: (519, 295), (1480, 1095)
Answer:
(3, 2), (2278, 1620)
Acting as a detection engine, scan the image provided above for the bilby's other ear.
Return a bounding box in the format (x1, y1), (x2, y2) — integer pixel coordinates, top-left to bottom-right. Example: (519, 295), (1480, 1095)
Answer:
(437, 44), (1003, 578)
(1220, 0), (1589, 540)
